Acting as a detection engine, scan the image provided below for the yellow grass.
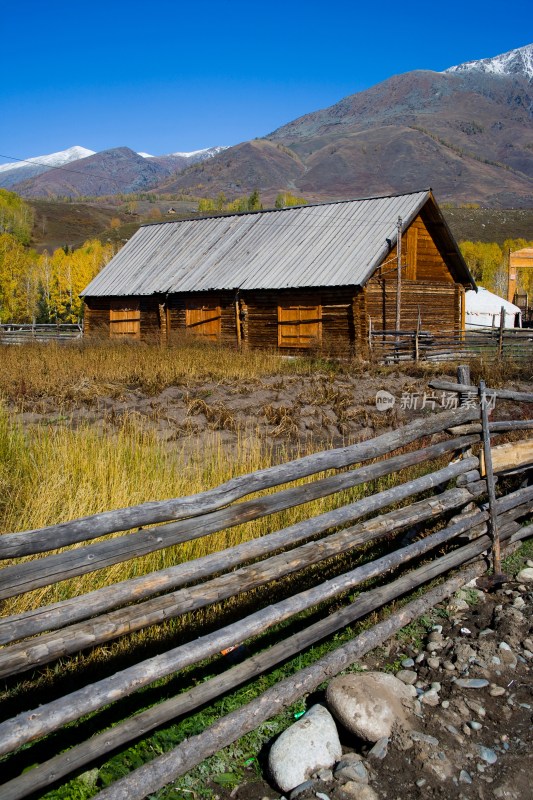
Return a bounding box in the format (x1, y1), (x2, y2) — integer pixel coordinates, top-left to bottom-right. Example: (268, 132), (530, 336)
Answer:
(0, 339), (331, 408)
(0, 398), (442, 629)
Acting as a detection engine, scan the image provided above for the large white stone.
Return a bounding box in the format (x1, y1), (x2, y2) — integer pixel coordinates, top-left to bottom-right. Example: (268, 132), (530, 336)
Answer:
(516, 567), (533, 582)
(268, 704), (342, 792)
(326, 671), (413, 742)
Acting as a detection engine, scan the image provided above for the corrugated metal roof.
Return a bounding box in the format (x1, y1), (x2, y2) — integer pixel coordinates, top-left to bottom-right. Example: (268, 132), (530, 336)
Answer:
(82, 190), (465, 297)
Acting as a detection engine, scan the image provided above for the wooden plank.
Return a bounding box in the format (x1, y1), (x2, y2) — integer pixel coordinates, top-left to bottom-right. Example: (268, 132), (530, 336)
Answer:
(109, 300), (140, 339)
(479, 379), (501, 574)
(0, 473), (488, 757)
(0, 437), (480, 645)
(278, 301), (322, 348)
(429, 380), (533, 403)
(480, 438), (533, 475)
(0, 407), (480, 558)
(0, 483), (481, 676)
(185, 301), (221, 340)
(0, 455), (479, 601)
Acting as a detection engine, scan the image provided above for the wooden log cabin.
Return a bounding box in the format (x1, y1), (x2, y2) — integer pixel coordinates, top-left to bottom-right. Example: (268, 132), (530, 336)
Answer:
(81, 190), (475, 353)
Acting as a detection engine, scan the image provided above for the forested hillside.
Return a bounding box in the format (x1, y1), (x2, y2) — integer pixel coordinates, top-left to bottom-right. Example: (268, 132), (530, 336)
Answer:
(0, 191), (114, 323)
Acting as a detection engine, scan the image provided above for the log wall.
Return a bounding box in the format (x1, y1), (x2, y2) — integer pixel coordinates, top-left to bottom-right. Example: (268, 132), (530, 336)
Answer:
(363, 213), (462, 335)
(84, 296), (166, 341)
(242, 287), (355, 352)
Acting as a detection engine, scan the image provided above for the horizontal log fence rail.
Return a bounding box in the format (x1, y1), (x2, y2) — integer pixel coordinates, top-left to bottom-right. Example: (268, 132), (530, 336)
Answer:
(369, 324), (533, 363)
(0, 323), (83, 344)
(1, 373), (532, 799)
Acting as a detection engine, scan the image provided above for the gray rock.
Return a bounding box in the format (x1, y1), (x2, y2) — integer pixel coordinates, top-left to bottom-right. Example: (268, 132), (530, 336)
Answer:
(454, 678), (489, 689)
(449, 598), (470, 612)
(516, 567), (533, 582)
(401, 658), (415, 668)
(396, 669), (417, 685)
(289, 781), (316, 798)
(459, 770), (473, 784)
(420, 689), (440, 706)
(315, 793), (330, 800)
(443, 660), (456, 671)
(367, 736), (389, 760)
(326, 672), (413, 742)
(334, 754), (362, 769)
(335, 762), (369, 784)
(477, 745), (498, 765)
(465, 699), (486, 718)
(341, 784), (379, 800)
(268, 705), (342, 792)
(410, 730), (439, 746)
(427, 657), (441, 669)
(469, 721), (483, 731)
(315, 769), (333, 783)
(489, 684), (506, 697)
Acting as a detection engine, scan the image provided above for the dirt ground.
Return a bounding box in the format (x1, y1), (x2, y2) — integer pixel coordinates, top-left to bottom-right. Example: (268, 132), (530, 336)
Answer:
(11, 370), (533, 459)
(207, 570), (533, 800)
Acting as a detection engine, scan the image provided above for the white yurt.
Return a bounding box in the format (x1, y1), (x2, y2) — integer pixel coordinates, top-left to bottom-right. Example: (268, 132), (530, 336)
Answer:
(465, 287), (522, 329)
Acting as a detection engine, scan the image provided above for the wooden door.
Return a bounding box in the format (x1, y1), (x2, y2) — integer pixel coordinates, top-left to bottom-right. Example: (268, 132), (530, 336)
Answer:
(109, 300), (140, 339)
(278, 302), (321, 348)
(185, 301), (221, 341)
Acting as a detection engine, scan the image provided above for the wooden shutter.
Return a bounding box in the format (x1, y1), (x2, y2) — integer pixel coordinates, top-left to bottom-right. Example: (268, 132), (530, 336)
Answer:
(185, 301), (221, 341)
(278, 301), (322, 348)
(109, 300), (140, 339)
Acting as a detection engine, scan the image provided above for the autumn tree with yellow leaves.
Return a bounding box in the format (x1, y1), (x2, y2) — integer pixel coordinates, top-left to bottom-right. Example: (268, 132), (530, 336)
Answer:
(37, 239), (115, 323)
(460, 239), (533, 298)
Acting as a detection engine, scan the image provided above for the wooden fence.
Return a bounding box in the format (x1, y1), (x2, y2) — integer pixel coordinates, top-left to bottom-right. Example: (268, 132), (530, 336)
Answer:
(0, 323), (83, 344)
(1, 375), (532, 800)
(369, 322), (533, 363)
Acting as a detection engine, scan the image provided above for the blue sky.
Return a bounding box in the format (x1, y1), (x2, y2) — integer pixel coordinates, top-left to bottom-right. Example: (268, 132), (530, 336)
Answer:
(1, 0), (531, 160)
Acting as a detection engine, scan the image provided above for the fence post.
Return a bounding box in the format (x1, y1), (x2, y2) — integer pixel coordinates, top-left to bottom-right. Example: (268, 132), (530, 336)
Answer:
(498, 306), (505, 357)
(479, 379), (501, 576)
(457, 364), (471, 407)
(414, 315), (421, 362)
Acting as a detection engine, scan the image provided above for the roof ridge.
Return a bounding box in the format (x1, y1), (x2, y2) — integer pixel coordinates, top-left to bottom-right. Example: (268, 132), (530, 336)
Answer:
(140, 189), (432, 228)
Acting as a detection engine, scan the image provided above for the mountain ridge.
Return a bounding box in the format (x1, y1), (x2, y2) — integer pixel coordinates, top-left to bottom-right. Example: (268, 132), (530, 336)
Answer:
(4, 45), (533, 205)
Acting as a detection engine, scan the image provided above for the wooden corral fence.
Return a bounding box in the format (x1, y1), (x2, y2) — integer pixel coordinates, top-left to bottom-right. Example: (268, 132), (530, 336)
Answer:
(0, 323), (83, 344)
(1, 371), (533, 800)
(369, 320), (533, 363)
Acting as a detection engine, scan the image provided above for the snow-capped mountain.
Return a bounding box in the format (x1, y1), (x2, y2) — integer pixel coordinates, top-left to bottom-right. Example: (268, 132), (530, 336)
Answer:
(0, 146), (96, 189)
(170, 146), (229, 159)
(0, 145), (95, 174)
(3, 144), (232, 197)
(138, 146), (229, 163)
(444, 43), (533, 81)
